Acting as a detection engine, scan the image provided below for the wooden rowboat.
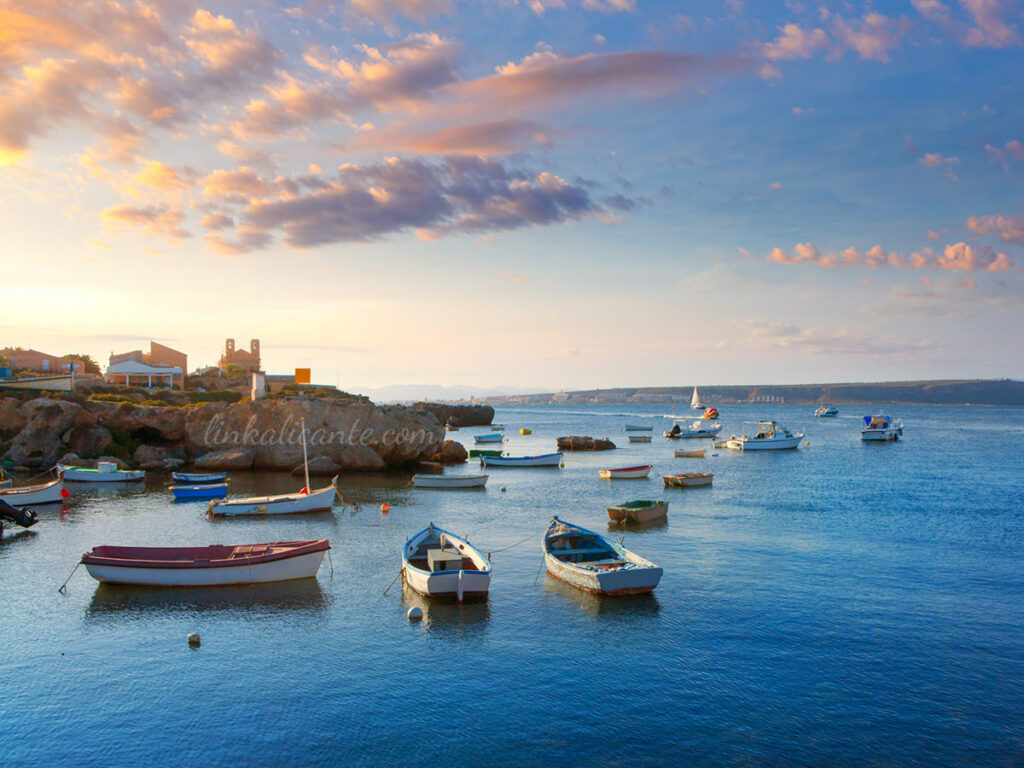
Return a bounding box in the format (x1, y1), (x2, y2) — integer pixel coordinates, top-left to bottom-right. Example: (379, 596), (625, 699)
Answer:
(468, 449), (502, 458)
(606, 499), (668, 524)
(402, 523), (491, 601)
(0, 475), (67, 505)
(628, 435), (653, 443)
(599, 465), (652, 480)
(207, 477), (337, 517)
(474, 433), (503, 444)
(482, 453), (562, 468)
(674, 448), (706, 458)
(624, 424), (653, 431)
(171, 472), (229, 484)
(543, 517), (662, 595)
(662, 472), (713, 488)
(59, 462), (145, 482)
(171, 483), (229, 500)
(412, 474), (488, 489)
(80, 539), (330, 586)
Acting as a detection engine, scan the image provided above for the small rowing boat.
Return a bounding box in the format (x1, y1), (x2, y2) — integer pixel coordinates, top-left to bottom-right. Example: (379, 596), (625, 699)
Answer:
(474, 433), (503, 444)
(60, 461), (145, 482)
(402, 523), (491, 601)
(412, 474), (488, 489)
(606, 499), (668, 524)
(628, 435), (653, 443)
(80, 539), (330, 586)
(0, 474), (67, 505)
(171, 483), (229, 501)
(662, 472), (713, 488)
(599, 465), (652, 480)
(468, 449), (502, 458)
(481, 453), (562, 468)
(207, 477), (337, 516)
(543, 517), (662, 595)
(674, 448), (706, 458)
(624, 424), (653, 431)
(171, 471), (230, 484)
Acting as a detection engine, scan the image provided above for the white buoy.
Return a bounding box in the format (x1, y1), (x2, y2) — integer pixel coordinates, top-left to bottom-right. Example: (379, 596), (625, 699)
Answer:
(187, 633), (201, 647)
(407, 606), (423, 621)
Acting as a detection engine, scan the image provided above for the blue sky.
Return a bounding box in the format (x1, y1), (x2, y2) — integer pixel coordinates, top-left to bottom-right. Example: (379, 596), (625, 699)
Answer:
(0, 0), (1021, 389)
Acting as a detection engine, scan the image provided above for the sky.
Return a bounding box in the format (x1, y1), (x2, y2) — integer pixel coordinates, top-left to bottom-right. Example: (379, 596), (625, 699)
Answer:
(0, 0), (1022, 391)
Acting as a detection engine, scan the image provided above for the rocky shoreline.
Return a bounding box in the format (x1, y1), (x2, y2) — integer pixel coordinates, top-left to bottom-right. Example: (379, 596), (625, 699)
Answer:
(0, 394), (469, 473)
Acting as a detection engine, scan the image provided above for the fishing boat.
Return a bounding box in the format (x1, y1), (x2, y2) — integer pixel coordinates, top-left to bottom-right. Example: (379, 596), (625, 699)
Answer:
(663, 472), (713, 488)
(606, 500), (668, 524)
(628, 434), (653, 443)
(412, 474), (488, 489)
(80, 539), (331, 587)
(482, 453), (563, 468)
(519, 428), (532, 435)
(664, 419), (723, 439)
(726, 421), (803, 451)
(0, 475), (67, 505)
(861, 415), (903, 441)
(474, 433), (503, 444)
(59, 461), (145, 482)
(468, 449), (502, 458)
(691, 386), (703, 410)
(171, 483), (229, 501)
(599, 465), (653, 480)
(490, 424), (505, 432)
(402, 523), (491, 601)
(624, 424), (653, 432)
(543, 517), (662, 595)
(815, 404), (839, 417)
(208, 477), (337, 516)
(674, 448), (706, 458)
(171, 471), (230, 484)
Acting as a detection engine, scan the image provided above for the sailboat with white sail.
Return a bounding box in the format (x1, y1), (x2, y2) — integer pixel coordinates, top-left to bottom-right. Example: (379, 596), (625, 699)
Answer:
(691, 386), (703, 410)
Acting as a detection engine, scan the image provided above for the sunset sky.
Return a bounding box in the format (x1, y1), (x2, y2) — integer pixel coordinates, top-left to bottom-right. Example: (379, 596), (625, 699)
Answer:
(1, 0), (1022, 390)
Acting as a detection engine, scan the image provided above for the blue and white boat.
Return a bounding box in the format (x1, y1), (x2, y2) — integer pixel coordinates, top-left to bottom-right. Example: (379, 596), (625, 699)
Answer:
(474, 433), (504, 444)
(481, 452), (562, 468)
(861, 415), (903, 441)
(543, 517), (662, 595)
(401, 523), (491, 602)
(171, 483), (229, 501)
(171, 471), (230, 484)
(815, 404), (839, 417)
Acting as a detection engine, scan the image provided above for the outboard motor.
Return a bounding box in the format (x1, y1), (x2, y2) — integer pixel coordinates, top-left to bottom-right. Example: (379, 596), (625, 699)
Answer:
(0, 498), (38, 536)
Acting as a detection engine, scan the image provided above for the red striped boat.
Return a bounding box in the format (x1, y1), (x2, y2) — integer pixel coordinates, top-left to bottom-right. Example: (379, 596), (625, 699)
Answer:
(598, 464), (653, 480)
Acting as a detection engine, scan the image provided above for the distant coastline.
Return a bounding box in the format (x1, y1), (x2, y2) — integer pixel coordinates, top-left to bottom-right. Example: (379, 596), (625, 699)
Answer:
(476, 379), (1024, 407)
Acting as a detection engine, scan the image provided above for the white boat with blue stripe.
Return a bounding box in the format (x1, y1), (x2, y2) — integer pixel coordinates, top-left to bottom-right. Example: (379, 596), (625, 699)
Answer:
(543, 517), (662, 596)
(474, 433), (503, 444)
(402, 523), (491, 601)
(481, 452), (563, 468)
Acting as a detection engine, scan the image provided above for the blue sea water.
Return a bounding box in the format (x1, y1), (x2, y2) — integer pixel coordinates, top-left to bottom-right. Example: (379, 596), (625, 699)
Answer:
(1, 404), (1022, 767)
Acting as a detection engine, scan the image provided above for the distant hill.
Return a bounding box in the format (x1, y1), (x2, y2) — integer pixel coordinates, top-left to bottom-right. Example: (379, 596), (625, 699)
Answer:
(481, 379), (1024, 406)
(347, 383), (548, 403)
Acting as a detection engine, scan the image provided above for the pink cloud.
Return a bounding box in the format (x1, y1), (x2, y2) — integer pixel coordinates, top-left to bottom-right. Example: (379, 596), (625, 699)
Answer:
(966, 214), (1024, 244)
(353, 119), (549, 155)
(101, 203), (189, 241)
(766, 241), (1014, 272)
(761, 24), (829, 60)
(831, 12), (908, 62)
(984, 139), (1024, 166)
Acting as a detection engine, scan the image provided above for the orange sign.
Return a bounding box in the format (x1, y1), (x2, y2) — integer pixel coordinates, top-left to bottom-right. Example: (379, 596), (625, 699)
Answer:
(295, 368), (311, 384)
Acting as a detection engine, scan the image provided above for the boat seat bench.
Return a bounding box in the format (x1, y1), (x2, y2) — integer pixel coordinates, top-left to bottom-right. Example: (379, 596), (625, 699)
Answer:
(550, 547), (613, 556)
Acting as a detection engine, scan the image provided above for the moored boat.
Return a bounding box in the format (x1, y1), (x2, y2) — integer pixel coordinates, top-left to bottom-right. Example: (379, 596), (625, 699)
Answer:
(606, 499), (668, 524)
(861, 415), (903, 441)
(624, 424), (653, 431)
(474, 433), (503, 444)
(402, 523), (491, 601)
(208, 477), (337, 517)
(60, 461), (145, 482)
(543, 517), (662, 595)
(691, 386), (703, 410)
(171, 471), (230, 484)
(664, 419), (723, 439)
(171, 483), (229, 501)
(599, 465), (652, 480)
(0, 475), (67, 505)
(468, 449), (503, 458)
(674, 448), (706, 458)
(412, 474), (488, 489)
(815, 404), (839, 417)
(726, 421), (802, 451)
(80, 539), (330, 586)
(482, 453), (563, 468)
(663, 472), (713, 488)
(628, 434), (653, 443)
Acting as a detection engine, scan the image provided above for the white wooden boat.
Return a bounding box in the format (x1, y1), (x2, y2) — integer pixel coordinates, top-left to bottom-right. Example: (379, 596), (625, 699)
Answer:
(599, 464), (652, 480)
(664, 419), (723, 439)
(606, 500), (668, 524)
(815, 404), (839, 417)
(402, 523), (491, 601)
(490, 424), (505, 432)
(59, 461), (145, 482)
(0, 475), (67, 505)
(412, 474), (488, 489)
(543, 517), (662, 595)
(861, 415), (903, 441)
(208, 477), (337, 516)
(474, 433), (503, 444)
(171, 472), (229, 484)
(674, 448), (706, 458)
(663, 472), (713, 488)
(481, 453), (562, 468)
(624, 424), (653, 431)
(628, 435), (652, 443)
(726, 421), (803, 451)
(80, 539), (330, 586)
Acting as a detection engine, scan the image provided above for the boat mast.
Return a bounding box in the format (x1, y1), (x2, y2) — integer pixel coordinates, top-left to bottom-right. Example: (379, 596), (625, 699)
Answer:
(300, 417), (311, 493)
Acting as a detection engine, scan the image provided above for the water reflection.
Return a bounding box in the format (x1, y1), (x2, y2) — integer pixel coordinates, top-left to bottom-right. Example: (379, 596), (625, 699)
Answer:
(606, 516), (669, 534)
(85, 578), (329, 617)
(402, 583), (490, 638)
(542, 573), (661, 617)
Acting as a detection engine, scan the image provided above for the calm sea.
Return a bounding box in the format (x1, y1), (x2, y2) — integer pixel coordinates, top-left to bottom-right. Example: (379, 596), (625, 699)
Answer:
(1, 404), (1022, 767)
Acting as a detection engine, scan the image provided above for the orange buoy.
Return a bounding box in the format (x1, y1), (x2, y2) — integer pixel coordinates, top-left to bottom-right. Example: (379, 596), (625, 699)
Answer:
(381, 503), (390, 514)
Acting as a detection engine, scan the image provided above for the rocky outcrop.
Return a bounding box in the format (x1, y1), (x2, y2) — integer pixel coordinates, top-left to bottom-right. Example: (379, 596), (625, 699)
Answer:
(432, 440), (468, 465)
(556, 436), (616, 451)
(195, 448), (255, 470)
(8, 399), (80, 463)
(414, 403), (494, 427)
(291, 456), (342, 477)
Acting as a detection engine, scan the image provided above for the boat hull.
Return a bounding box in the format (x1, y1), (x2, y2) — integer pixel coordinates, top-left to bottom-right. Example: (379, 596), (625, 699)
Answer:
(171, 484), (228, 500)
(482, 453), (562, 468)
(474, 434), (503, 444)
(599, 465), (652, 480)
(402, 526), (491, 601)
(84, 550), (326, 586)
(60, 466), (145, 482)
(861, 429), (901, 441)
(171, 472), (229, 484)
(728, 435), (802, 450)
(624, 425), (652, 431)
(208, 480), (336, 516)
(674, 449), (706, 458)
(0, 477), (65, 505)
(412, 475), (488, 489)
(663, 473), (713, 488)
(606, 501), (667, 524)
(628, 435), (652, 443)
(544, 553), (662, 595)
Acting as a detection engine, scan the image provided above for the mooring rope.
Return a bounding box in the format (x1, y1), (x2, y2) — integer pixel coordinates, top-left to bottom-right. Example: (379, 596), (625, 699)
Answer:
(57, 562), (81, 594)
(483, 525), (548, 560)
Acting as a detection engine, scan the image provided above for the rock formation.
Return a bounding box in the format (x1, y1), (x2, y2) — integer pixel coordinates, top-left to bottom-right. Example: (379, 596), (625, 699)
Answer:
(413, 403), (494, 427)
(556, 436), (616, 451)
